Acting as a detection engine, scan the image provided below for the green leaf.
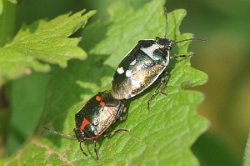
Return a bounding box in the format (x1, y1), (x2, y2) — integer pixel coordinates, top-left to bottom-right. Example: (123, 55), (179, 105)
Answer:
(192, 133), (241, 166)
(0, 0), (208, 165)
(7, 0), (17, 4)
(0, 10), (96, 87)
(244, 133), (250, 166)
(0, 0), (2, 15)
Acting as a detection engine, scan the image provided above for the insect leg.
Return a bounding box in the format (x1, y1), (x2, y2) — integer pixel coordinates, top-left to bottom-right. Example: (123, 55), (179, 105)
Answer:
(103, 129), (129, 138)
(170, 52), (195, 59)
(147, 71), (168, 110)
(79, 142), (88, 157)
(159, 71), (169, 96)
(93, 140), (99, 160)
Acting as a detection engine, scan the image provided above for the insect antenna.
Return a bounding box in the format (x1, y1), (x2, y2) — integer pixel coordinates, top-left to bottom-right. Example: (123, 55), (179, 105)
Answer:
(163, 6), (168, 38)
(163, 5), (207, 44)
(43, 126), (75, 140)
(173, 37), (207, 45)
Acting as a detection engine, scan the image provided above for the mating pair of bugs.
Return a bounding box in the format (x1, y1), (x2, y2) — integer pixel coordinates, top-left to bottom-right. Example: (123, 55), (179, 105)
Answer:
(44, 9), (205, 160)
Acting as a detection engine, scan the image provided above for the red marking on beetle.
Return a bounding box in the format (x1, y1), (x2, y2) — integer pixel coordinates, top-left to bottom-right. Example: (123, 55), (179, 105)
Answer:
(95, 96), (101, 101)
(100, 101), (105, 107)
(80, 117), (90, 131)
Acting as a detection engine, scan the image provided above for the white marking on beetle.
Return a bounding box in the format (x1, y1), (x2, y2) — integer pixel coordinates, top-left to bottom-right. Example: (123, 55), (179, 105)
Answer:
(131, 79), (140, 88)
(126, 70), (132, 77)
(106, 107), (114, 114)
(125, 94), (132, 99)
(130, 59), (136, 65)
(117, 67), (124, 74)
(140, 44), (159, 58)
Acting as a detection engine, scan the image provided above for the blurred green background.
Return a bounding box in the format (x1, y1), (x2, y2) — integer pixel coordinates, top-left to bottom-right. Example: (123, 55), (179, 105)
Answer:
(3, 0), (250, 165)
(167, 1), (250, 165)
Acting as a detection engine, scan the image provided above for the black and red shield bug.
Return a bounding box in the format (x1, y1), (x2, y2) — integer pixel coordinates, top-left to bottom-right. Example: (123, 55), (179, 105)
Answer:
(44, 90), (128, 160)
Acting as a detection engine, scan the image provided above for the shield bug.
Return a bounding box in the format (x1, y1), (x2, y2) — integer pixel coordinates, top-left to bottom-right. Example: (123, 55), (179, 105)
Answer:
(44, 90), (128, 160)
(111, 10), (205, 109)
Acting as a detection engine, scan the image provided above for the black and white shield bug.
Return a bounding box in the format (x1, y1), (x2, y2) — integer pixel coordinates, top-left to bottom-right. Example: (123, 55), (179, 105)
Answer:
(110, 7), (206, 109)
(111, 37), (205, 109)
(111, 37), (172, 100)
(44, 90), (128, 160)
